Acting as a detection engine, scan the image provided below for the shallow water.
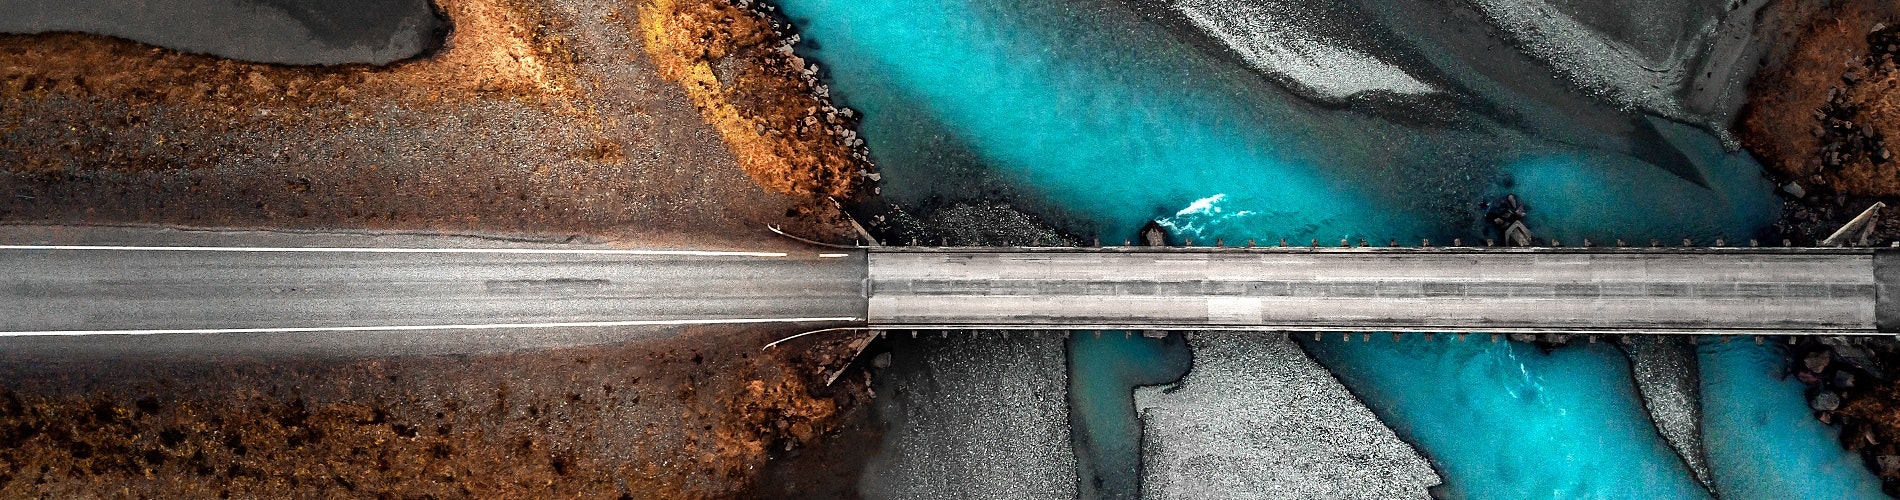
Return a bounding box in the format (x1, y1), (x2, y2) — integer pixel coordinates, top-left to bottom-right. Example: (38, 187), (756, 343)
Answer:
(1304, 335), (1707, 498)
(1067, 332), (1190, 499)
(1698, 340), (1886, 499)
(776, 0), (1863, 495)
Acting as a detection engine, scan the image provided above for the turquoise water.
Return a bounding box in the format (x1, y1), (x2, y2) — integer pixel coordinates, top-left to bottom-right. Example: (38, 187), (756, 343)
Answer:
(778, 0), (1776, 244)
(773, 0), (1857, 495)
(781, 0), (1427, 242)
(1303, 335), (1707, 498)
(1698, 340), (1886, 499)
(1066, 332), (1190, 499)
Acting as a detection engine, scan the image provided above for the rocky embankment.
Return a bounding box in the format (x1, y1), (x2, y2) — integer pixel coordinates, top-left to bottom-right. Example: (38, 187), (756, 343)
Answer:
(1788, 338), (1900, 496)
(638, 0), (876, 200)
(1741, 0), (1900, 245)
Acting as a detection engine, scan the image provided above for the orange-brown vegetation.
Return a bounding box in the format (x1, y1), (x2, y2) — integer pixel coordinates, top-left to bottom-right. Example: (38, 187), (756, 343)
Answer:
(1739, 0), (1900, 196)
(0, 0), (576, 108)
(0, 328), (872, 498)
(0, 0), (586, 175)
(637, 0), (873, 199)
(0, 0), (859, 243)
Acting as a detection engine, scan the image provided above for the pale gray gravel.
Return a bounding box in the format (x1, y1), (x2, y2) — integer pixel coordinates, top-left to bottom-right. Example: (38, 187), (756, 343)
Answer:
(1134, 332), (1439, 499)
(1621, 335), (1714, 492)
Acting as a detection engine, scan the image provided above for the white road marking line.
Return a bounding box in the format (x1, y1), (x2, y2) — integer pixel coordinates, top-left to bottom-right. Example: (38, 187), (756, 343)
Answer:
(0, 317), (863, 337)
(0, 245), (786, 257)
(818, 253), (849, 258)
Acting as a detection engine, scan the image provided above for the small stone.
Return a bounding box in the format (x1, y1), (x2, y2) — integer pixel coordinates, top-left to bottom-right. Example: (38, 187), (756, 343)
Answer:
(1878, 455), (1900, 475)
(1783, 182), (1807, 198)
(1806, 350), (1832, 373)
(1833, 370), (1857, 389)
(1812, 391), (1842, 412)
(872, 352), (892, 369)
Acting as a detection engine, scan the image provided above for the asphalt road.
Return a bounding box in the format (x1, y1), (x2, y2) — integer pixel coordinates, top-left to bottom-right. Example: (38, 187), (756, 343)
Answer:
(0, 225), (865, 356)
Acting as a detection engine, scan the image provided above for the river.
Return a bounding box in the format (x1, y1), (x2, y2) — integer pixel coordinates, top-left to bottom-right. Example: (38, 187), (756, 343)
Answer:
(771, 0), (1882, 497)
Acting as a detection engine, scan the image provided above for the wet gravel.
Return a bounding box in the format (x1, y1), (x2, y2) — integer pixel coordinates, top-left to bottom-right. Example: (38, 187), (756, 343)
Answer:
(1134, 332), (1440, 499)
(859, 331), (1077, 500)
(1621, 335), (1714, 491)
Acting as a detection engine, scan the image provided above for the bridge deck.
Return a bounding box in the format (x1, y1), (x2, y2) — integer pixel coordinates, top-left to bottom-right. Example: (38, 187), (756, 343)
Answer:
(867, 248), (1897, 334)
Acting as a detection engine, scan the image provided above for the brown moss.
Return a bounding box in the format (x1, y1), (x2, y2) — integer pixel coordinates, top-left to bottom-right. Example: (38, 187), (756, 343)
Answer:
(0, 328), (869, 498)
(0, 0), (859, 243)
(0, 0), (579, 110)
(1738, 0), (1900, 196)
(636, 0), (873, 199)
(0, 0), (589, 179)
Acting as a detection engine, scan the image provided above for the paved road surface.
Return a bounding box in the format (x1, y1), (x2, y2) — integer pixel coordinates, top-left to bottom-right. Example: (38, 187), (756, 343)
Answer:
(0, 225), (865, 356)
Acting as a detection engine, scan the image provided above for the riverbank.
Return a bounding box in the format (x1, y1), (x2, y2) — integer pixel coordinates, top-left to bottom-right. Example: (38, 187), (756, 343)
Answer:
(637, 0), (876, 199)
(0, 0), (862, 247)
(1741, 0), (1900, 245)
(0, 0), (884, 495)
(0, 326), (874, 497)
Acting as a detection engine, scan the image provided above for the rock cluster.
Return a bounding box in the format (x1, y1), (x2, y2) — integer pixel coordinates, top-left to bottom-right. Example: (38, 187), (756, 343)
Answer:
(1794, 339), (1881, 425)
(1741, 0), (1900, 194)
(1790, 337), (1900, 495)
(1812, 75), (1891, 173)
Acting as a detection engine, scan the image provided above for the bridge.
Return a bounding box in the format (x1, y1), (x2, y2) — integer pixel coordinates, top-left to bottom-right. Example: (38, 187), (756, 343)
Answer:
(867, 247), (1898, 335)
(1, 226), (1896, 340)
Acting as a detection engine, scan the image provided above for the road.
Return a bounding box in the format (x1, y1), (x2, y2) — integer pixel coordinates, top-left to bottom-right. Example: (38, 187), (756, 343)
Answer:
(6, 225), (1898, 350)
(0, 225), (865, 355)
(867, 248), (1898, 334)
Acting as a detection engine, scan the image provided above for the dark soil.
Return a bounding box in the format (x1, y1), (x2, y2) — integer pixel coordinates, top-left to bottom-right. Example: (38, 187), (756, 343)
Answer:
(0, 326), (877, 498)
